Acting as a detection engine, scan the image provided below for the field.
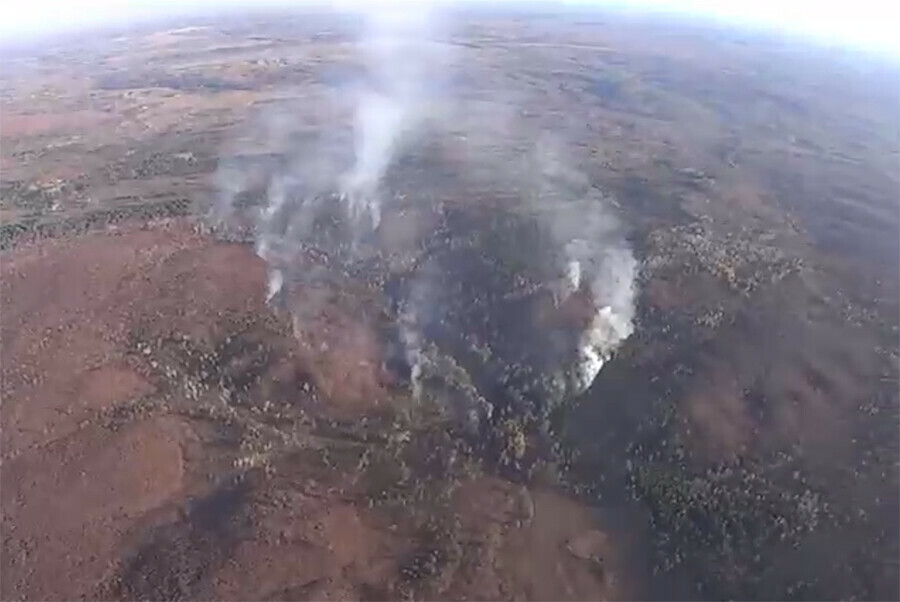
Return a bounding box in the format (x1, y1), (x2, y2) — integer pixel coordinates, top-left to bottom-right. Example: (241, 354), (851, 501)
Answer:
(1, 9), (898, 600)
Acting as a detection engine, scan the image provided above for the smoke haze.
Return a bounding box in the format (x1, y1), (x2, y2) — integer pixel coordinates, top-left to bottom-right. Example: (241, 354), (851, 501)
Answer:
(213, 5), (638, 426)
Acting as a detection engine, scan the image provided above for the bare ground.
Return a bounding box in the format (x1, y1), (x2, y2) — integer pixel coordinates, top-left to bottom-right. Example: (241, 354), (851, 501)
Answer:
(1, 10), (898, 600)
(1, 221), (625, 600)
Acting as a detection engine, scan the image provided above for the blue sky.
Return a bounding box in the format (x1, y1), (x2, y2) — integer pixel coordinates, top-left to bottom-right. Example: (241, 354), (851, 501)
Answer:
(0, 0), (898, 58)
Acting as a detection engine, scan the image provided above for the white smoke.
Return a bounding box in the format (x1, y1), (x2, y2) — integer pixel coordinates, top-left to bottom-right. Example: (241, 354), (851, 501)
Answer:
(212, 6), (637, 418)
(339, 7), (442, 227)
(525, 135), (637, 396)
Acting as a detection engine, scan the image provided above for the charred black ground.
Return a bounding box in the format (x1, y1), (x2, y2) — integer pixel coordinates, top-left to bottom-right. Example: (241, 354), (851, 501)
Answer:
(2, 9), (898, 601)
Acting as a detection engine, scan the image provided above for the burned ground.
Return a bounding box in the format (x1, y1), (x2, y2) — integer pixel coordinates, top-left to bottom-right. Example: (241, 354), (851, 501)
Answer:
(1, 9), (898, 601)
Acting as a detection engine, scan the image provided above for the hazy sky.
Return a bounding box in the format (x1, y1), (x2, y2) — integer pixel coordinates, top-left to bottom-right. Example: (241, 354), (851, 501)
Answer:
(0, 0), (898, 58)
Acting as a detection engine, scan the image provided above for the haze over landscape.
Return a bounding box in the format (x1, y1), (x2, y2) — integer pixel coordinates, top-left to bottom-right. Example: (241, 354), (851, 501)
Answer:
(3, 0), (900, 57)
(1, 1), (898, 600)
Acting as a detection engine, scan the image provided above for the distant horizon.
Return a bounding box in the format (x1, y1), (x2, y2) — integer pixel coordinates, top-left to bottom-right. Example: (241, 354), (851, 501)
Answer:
(0, 0), (898, 63)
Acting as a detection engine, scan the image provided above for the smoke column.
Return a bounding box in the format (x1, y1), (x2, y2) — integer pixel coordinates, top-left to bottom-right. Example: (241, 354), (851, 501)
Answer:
(340, 7), (438, 227)
(213, 6), (638, 423)
(531, 137), (637, 395)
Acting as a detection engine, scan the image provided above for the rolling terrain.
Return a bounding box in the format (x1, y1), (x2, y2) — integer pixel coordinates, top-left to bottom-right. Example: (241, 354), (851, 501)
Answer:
(1, 10), (898, 600)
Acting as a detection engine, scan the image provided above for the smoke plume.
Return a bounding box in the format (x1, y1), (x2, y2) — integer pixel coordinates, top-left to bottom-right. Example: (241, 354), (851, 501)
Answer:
(340, 9), (435, 225)
(213, 6), (637, 428)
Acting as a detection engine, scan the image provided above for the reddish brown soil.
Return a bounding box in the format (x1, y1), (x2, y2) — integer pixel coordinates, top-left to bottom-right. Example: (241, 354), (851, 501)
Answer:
(0, 221), (621, 601)
(1, 222), (264, 598)
(1, 222), (262, 457)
